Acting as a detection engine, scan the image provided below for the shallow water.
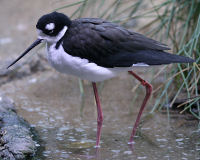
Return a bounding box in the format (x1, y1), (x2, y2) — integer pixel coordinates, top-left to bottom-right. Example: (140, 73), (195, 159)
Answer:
(1, 0), (200, 159)
(1, 71), (199, 160)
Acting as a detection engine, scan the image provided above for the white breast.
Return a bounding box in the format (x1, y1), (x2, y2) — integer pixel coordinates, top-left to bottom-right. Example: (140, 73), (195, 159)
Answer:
(46, 43), (120, 82)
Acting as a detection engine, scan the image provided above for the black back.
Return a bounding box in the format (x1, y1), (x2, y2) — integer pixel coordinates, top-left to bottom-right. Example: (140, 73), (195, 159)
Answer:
(58, 16), (194, 67)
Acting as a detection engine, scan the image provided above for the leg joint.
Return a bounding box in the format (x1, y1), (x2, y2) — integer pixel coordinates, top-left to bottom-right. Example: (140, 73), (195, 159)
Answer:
(97, 116), (103, 124)
(140, 79), (152, 89)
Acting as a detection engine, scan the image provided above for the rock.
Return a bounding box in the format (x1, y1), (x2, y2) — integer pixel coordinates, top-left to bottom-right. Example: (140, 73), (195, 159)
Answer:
(0, 95), (37, 160)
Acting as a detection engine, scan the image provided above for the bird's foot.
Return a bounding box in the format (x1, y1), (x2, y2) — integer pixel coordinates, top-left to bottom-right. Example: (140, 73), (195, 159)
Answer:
(94, 145), (101, 148)
(128, 141), (135, 145)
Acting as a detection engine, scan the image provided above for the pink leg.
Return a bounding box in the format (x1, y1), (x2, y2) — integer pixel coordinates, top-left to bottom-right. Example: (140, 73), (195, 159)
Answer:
(92, 82), (103, 147)
(128, 71), (152, 143)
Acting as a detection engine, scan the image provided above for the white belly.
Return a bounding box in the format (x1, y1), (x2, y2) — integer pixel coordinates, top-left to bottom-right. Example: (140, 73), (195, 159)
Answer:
(46, 43), (121, 82)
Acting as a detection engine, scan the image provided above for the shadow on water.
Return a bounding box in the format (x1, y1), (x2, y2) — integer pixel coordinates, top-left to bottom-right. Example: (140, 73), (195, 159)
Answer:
(30, 127), (46, 160)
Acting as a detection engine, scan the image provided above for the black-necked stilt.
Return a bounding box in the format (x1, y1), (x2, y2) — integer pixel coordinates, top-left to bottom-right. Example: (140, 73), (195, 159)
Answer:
(7, 12), (194, 147)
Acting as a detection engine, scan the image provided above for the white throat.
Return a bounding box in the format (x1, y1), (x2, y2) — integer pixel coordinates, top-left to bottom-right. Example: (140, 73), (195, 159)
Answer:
(37, 26), (68, 44)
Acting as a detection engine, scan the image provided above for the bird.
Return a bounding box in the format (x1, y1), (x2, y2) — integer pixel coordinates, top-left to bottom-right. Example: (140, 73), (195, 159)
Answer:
(7, 11), (194, 148)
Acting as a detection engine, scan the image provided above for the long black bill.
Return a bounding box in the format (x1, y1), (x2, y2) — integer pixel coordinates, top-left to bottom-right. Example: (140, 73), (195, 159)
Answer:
(7, 39), (42, 69)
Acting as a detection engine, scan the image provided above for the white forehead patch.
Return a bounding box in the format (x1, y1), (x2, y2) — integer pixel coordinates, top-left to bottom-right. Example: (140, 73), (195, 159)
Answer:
(45, 23), (55, 30)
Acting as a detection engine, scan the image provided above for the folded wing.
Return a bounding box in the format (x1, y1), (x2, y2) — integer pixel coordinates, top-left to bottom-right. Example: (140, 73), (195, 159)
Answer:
(62, 18), (194, 68)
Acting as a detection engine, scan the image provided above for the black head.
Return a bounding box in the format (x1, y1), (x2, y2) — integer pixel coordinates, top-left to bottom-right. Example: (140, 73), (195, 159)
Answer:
(7, 12), (71, 69)
(36, 12), (71, 37)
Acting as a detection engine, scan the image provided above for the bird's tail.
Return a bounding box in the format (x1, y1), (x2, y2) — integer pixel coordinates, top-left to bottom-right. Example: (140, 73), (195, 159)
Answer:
(161, 52), (194, 64)
(132, 50), (195, 65)
(96, 50), (194, 68)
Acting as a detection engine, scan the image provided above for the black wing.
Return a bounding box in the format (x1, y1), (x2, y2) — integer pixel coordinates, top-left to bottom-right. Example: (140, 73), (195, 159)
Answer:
(61, 18), (194, 68)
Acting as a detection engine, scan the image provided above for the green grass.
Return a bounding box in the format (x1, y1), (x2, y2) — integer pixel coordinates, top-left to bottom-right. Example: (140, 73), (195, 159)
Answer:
(147, 0), (200, 120)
